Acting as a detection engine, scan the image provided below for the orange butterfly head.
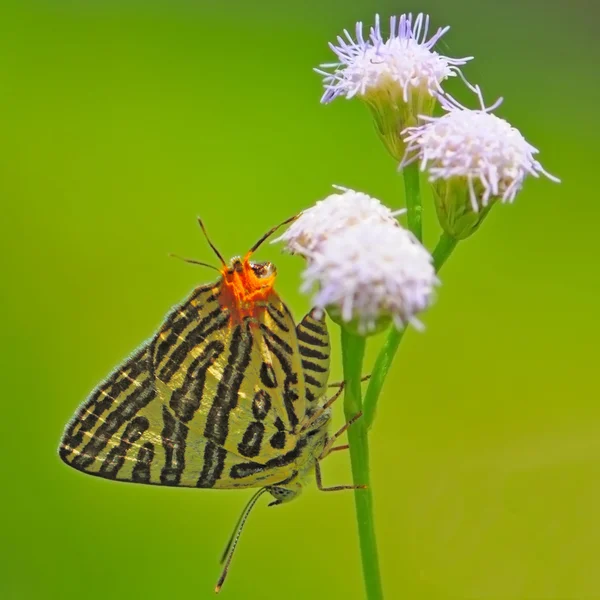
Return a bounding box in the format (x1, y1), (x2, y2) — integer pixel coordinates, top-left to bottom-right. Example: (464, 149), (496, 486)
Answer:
(196, 215), (297, 324)
(218, 255), (277, 322)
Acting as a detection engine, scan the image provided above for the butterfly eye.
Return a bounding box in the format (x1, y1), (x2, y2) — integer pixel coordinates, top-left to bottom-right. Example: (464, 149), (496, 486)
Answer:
(250, 261), (276, 279)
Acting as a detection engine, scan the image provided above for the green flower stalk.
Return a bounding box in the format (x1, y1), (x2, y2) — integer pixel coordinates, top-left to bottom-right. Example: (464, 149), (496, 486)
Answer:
(340, 328), (381, 599)
(315, 13), (472, 161)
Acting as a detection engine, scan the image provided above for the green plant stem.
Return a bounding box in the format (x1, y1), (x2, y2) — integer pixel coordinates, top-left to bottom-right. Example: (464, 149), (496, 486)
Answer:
(363, 327), (406, 430)
(363, 163), (458, 430)
(432, 231), (458, 271)
(363, 189), (459, 428)
(361, 164), (421, 429)
(403, 161), (422, 242)
(341, 328), (383, 600)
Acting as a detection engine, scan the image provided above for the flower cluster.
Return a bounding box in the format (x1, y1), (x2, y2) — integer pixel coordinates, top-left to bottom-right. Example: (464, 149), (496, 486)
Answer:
(317, 13), (559, 239)
(276, 188), (437, 334)
(278, 11), (560, 336)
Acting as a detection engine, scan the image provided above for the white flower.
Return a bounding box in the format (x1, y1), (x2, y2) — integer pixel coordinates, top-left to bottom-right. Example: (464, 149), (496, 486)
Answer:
(276, 187), (437, 334)
(273, 186), (404, 256)
(316, 13), (471, 104)
(301, 221), (438, 333)
(401, 86), (560, 211)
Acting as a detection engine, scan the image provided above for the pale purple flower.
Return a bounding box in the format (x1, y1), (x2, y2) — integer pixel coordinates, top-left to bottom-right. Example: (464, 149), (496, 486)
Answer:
(273, 186), (404, 256)
(316, 13), (472, 104)
(401, 86), (560, 211)
(301, 220), (438, 333)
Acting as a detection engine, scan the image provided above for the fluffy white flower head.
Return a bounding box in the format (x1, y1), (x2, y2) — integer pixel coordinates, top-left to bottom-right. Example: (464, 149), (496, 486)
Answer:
(274, 186), (404, 255)
(402, 87), (560, 210)
(301, 221), (438, 333)
(316, 13), (471, 104)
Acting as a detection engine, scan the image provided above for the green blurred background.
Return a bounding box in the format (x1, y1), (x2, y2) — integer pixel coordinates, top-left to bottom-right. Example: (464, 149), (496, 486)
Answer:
(1, 0), (595, 598)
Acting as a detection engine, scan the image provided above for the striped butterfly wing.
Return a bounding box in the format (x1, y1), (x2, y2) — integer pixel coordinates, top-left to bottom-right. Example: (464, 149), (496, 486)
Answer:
(191, 305), (332, 488)
(59, 344), (158, 478)
(295, 310), (330, 408)
(58, 340), (296, 489)
(198, 306), (332, 478)
(153, 288), (307, 465)
(58, 284), (230, 486)
(60, 284), (315, 488)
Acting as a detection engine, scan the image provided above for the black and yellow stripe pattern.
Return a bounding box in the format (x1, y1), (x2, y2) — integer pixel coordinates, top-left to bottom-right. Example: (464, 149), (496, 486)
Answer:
(59, 277), (331, 492)
(296, 310), (330, 406)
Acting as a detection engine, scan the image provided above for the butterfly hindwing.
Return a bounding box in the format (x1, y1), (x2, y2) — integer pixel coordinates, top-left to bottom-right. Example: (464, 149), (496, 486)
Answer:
(296, 310), (330, 406)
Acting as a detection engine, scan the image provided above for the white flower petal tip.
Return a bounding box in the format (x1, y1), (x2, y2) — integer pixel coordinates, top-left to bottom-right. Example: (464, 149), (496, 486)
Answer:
(401, 87), (560, 209)
(301, 221), (438, 334)
(272, 187), (404, 256)
(317, 13), (472, 104)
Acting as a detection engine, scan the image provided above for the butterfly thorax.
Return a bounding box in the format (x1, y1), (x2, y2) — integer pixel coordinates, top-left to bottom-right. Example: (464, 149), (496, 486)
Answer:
(267, 407), (331, 505)
(218, 257), (277, 324)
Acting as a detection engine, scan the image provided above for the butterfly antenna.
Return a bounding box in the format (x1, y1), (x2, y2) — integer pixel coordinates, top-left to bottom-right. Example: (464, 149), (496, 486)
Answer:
(168, 253), (221, 273)
(244, 214), (298, 260)
(197, 218), (227, 269)
(215, 487), (268, 593)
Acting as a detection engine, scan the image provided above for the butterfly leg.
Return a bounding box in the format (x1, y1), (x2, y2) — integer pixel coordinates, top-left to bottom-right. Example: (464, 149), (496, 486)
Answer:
(327, 374), (371, 388)
(326, 444), (349, 454)
(314, 460), (366, 492)
(300, 384), (345, 432)
(305, 376), (367, 432)
(319, 411), (363, 460)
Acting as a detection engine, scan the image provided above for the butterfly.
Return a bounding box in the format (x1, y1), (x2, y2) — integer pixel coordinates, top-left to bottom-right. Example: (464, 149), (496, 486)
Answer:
(58, 216), (361, 591)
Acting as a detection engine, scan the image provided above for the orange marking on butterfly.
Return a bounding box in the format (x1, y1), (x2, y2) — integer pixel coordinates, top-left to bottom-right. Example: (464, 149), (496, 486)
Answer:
(218, 254), (276, 325)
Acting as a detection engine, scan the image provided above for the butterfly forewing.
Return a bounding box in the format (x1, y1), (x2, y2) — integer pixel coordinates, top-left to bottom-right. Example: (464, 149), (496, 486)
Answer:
(59, 344), (158, 477)
(60, 350), (296, 490)
(150, 283), (226, 387)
